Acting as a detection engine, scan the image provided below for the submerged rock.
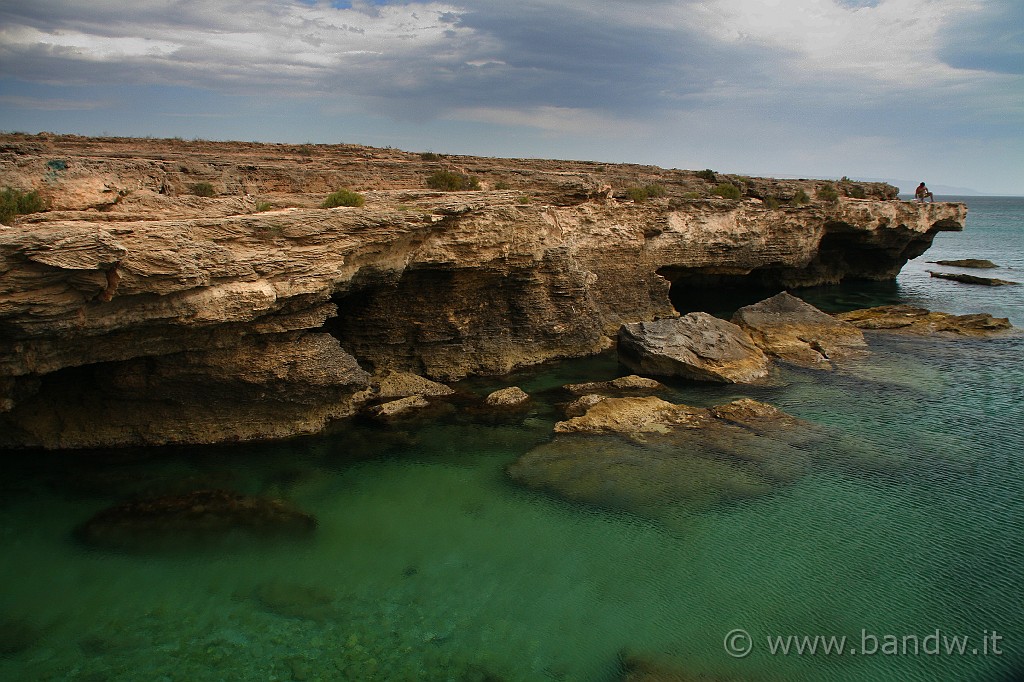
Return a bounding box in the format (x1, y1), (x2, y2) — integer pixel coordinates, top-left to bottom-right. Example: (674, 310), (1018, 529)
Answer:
(508, 397), (822, 520)
(75, 489), (316, 551)
(927, 270), (1018, 286)
(0, 618), (41, 656)
(931, 258), (998, 269)
(618, 314), (770, 383)
(836, 305), (1012, 336)
(484, 386), (530, 407)
(251, 581), (337, 622)
(620, 651), (754, 681)
(563, 375), (665, 395)
(732, 292), (866, 369)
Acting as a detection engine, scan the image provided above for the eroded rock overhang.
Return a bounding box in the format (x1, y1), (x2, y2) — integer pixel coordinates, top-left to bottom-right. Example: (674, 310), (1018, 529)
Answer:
(0, 138), (966, 447)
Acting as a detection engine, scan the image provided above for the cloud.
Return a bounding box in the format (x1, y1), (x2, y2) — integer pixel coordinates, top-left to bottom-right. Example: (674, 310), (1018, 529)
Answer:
(0, 0), (1020, 191)
(0, 94), (110, 110)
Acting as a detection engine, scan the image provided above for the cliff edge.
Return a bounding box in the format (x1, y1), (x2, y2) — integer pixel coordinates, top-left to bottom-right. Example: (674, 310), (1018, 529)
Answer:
(0, 134), (965, 448)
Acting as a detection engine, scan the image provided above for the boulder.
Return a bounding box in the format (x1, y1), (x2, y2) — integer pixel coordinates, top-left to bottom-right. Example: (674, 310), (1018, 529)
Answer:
(75, 489), (317, 551)
(508, 397), (822, 520)
(365, 371), (455, 400)
(618, 314), (770, 383)
(484, 386), (530, 407)
(731, 292), (866, 369)
(835, 305), (1013, 336)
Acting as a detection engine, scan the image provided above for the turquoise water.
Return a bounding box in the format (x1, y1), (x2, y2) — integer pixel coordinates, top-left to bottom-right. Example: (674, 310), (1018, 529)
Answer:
(2, 198), (1022, 681)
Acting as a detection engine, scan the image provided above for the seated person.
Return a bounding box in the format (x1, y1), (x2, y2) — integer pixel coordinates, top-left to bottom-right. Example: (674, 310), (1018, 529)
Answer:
(915, 182), (934, 202)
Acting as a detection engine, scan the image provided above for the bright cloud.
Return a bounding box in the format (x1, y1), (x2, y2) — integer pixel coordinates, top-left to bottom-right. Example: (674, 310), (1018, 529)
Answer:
(0, 0), (1020, 193)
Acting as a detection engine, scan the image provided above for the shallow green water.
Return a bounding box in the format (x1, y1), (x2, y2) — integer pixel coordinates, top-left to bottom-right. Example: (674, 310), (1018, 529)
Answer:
(2, 198), (1022, 681)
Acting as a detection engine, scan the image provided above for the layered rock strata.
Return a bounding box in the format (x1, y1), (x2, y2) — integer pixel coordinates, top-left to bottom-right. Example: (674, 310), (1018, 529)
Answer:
(0, 135), (967, 447)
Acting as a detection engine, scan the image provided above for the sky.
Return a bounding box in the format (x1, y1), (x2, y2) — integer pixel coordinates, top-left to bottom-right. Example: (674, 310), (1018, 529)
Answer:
(0, 0), (1021, 194)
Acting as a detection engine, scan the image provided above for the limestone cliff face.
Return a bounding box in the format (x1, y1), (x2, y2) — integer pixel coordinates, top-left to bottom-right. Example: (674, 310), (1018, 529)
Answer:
(0, 134), (966, 448)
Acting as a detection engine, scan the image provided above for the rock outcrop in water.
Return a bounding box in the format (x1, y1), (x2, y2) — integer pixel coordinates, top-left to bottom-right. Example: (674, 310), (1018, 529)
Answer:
(836, 305), (1013, 336)
(508, 397), (822, 521)
(0, 134), (967, 448)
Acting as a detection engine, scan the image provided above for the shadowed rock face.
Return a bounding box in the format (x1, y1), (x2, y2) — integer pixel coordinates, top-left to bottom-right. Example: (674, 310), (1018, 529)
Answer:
(618, 313), (770, 383)
(0, 135), (966, 448)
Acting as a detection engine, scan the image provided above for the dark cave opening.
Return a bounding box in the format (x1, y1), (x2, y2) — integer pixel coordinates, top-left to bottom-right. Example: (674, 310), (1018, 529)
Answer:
(659, 267), (786, 318)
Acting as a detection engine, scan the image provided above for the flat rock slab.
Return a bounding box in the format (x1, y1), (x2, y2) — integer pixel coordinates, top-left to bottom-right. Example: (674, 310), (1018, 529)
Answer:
(75, 489), (316, 551)
(564, 375), (665, 395)
(931, 258), (999, 269)
(618, 313), (770, 383)
(508, 397), (823, 521)
(835, 304), (1012, 336)
(928, 270), (1018, 286)
(732, 291), (866, 369)
(366, 395), (431, 419)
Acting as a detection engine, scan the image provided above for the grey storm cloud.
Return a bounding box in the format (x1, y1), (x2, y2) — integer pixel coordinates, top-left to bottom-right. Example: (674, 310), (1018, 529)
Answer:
(0, 0), (783, 116)
(938, 1), (1024, 75)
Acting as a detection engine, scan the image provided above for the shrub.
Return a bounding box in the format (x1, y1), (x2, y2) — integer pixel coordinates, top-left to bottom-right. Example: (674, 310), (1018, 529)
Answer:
(625, 186), (649, 202)
(792, 189), (810, 205)
(682, 191), (701, 200)
(817, 184), (840, 204)
(493, 181), (511, 190)
(711, 183), (741, 199)
(625, 184), (668, 203)
(254, 202), (273, 212)
(517, 195), (532, 205)
(46, 159), (67, 172)
(764, 196), (781, 209)
(426, 170), (480, 191)
(322, 189), (365, 208)
(695, 169), (717, 182)
(0, 187), (46, 224)
(420, 151), (442, 161)
(847, 185), (867, 199)
(190, 182), (217, 197)
(643, 183), (667, 198)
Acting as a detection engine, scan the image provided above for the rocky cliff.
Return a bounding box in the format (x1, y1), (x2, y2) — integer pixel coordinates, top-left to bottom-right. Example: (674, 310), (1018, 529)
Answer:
(0, 134), (966, 448)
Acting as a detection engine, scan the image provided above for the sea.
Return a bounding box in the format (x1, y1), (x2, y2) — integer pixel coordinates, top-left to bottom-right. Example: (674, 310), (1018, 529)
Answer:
(1, 196), (1022, 681)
